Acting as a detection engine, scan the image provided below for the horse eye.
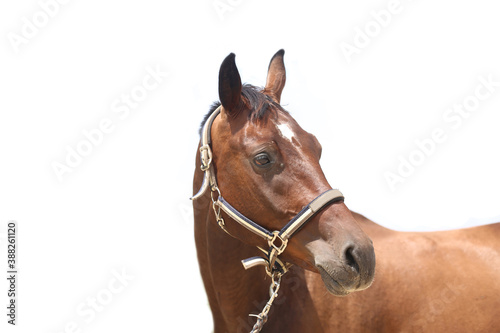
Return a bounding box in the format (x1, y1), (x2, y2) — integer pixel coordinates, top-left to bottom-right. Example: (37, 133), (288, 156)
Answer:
(254, 153), (271, 167)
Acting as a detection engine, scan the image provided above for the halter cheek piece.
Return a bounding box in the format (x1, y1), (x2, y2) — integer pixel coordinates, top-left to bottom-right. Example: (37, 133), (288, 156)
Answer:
(191, 106), (344, 275)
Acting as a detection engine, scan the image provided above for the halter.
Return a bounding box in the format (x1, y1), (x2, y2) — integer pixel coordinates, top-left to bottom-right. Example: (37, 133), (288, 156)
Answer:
(191, 105), (344, 332)
(191, 105), (344, 275)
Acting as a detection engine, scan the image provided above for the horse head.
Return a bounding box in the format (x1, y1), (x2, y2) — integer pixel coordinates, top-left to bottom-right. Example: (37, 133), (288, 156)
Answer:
(198, 50), (375, 296)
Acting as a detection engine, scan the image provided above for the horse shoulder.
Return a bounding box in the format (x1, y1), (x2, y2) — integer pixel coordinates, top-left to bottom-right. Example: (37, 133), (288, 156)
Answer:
(345, 214), (500, 331)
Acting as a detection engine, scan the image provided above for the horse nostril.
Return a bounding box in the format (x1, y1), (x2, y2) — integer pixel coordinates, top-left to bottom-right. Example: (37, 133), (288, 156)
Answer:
(344, 246), (360, 274)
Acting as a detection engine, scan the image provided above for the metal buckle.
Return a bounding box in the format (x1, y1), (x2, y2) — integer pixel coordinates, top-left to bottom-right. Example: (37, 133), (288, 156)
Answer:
(268, 231), (288, 255)
(199, 144), (213, 171)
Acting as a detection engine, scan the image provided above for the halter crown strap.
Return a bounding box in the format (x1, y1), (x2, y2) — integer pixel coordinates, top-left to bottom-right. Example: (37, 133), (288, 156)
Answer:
(191, 106), (221, 201)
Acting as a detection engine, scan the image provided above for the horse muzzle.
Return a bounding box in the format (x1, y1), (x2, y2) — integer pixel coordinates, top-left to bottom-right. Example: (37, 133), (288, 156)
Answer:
(314, 239), (376, 296)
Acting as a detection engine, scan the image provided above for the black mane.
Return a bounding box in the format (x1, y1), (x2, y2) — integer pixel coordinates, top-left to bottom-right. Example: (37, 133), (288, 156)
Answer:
(199, 84), (286, 136)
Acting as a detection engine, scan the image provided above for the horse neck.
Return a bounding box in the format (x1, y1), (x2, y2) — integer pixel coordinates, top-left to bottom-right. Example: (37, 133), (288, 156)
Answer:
(350, 211), (394, 237)
(193, 193), (271, 330)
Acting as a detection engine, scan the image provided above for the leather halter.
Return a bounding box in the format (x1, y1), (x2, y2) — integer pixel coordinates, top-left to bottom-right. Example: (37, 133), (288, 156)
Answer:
(191, 106), (344, 275)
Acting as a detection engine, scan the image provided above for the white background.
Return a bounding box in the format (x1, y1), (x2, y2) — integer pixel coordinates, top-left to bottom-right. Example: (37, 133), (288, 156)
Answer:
(1, 0), (499, 332)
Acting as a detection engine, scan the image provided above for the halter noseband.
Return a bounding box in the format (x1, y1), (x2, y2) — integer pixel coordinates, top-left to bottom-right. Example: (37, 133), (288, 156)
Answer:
(191, 106), (344, 275)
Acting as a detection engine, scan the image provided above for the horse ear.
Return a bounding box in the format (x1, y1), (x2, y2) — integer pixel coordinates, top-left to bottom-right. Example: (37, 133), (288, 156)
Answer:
(218, 53), (242, 113)
(264, 49), (286, 103)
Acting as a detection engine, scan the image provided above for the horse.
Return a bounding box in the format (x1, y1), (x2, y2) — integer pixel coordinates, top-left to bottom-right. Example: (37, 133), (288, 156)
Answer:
(192, 50), (500, 332)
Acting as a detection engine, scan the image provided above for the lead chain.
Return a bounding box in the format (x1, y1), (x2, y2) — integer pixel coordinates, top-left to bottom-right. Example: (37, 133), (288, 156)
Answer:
(249, 272), (282, 333)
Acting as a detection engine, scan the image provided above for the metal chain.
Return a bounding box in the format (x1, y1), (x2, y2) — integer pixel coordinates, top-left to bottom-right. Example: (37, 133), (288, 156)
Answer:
(249, 272), (282, 333)
(211, 187), (234, 237)
(208, 181), (285, 332)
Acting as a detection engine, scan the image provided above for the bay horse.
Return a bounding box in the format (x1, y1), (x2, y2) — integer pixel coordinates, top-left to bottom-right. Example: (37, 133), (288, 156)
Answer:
(192, 50), (500, 332)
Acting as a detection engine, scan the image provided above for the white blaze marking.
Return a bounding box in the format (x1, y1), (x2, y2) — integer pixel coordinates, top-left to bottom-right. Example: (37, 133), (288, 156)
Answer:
(277, 123), (294, 142)
(277, 123), (300, 146)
